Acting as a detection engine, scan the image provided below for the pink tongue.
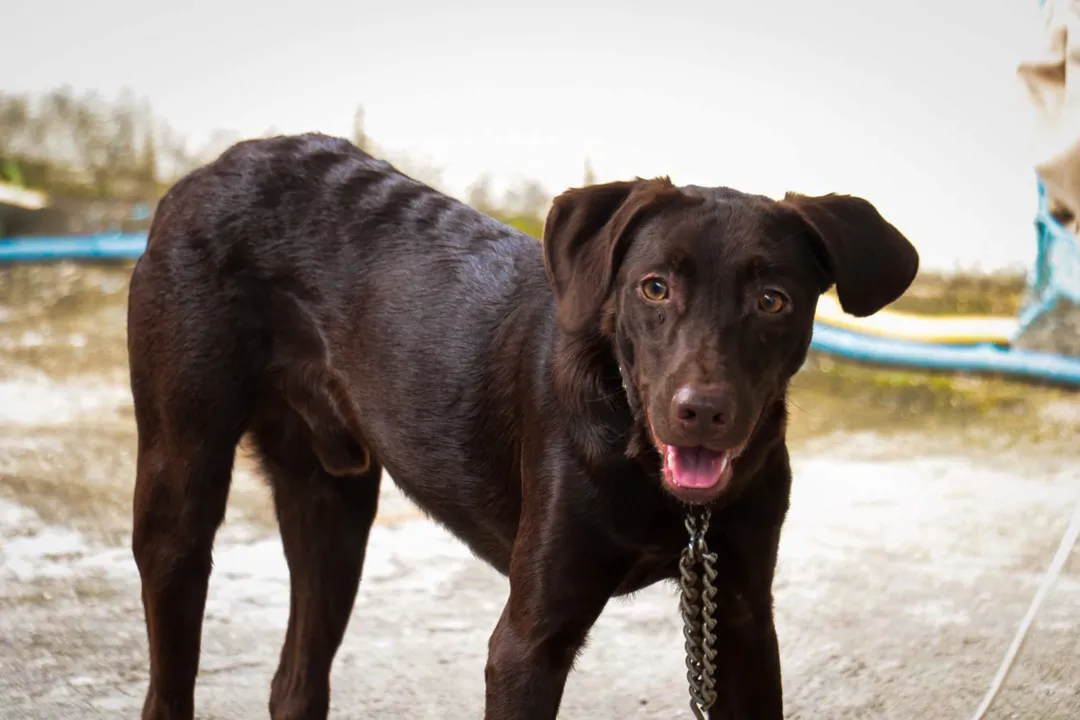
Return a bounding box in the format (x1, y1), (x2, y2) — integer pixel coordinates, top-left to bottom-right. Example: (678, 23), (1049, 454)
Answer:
(665, 446), (730, 489)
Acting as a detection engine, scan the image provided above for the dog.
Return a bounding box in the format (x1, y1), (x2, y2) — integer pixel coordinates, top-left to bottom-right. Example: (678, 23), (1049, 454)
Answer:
(126, 132), (918, 719)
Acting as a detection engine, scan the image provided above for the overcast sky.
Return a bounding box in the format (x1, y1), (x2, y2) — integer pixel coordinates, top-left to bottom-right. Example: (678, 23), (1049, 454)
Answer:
(5, 0), (1048, 272)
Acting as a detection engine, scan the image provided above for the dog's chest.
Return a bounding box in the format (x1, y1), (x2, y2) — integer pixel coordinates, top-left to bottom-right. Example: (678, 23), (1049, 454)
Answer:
(614, 546), (681, 596)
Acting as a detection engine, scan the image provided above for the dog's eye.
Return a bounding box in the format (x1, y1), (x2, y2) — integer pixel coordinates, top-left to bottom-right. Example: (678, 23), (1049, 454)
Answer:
(640, 276), (670, 302)
(758, 291), (788, 314)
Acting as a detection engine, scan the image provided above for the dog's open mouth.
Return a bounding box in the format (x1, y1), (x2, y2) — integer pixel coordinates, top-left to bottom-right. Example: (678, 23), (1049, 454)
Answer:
(645, 410), (743, 504)
(659, 444), (735, 503)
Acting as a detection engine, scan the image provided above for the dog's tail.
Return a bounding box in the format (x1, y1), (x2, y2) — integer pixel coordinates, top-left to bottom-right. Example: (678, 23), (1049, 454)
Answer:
(264, 289), (372, 477)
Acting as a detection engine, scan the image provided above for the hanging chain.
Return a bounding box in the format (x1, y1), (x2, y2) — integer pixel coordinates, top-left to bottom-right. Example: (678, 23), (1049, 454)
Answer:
(679, 507), (719, 718)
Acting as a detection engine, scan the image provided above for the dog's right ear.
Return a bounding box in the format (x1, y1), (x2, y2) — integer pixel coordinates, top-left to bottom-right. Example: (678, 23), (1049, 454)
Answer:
(542, 177), (697, 334)
(780, 192), (920, 317)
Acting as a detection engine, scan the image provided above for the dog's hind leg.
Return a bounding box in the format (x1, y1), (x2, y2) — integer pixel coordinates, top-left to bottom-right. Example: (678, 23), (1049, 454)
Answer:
(129, 294), (256, 720)
(251, 413), (381, 720)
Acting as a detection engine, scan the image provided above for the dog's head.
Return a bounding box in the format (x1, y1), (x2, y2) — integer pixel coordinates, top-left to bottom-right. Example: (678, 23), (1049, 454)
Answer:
(543, 177), (918, 504)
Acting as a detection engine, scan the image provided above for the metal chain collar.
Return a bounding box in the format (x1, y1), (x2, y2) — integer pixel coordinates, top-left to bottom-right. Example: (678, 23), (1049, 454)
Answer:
(679, 507), (719, 718)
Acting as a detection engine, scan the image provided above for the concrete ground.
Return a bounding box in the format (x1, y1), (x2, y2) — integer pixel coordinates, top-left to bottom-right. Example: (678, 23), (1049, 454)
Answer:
(1, 263), (1078, 719)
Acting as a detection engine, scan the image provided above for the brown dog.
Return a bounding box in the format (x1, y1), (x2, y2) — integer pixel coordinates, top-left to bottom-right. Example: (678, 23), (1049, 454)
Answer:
(126, 133), (918, 719)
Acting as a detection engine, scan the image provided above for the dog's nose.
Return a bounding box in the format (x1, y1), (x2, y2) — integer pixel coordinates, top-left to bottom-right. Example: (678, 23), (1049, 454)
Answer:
(672, 385), (731, 437)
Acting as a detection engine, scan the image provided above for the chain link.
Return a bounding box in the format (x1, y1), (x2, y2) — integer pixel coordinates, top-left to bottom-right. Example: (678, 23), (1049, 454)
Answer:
(679, 507), (719, 718)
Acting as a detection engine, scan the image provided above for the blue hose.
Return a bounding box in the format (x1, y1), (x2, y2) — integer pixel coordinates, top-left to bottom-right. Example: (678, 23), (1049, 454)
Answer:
(1, 233), (1078, 386)
(810, 323), (1080, 386)
(0, 234), (147, 262)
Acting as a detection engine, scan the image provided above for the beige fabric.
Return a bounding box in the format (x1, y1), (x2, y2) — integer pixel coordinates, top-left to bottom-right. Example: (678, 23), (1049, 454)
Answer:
(1018, 0), (1080, 232)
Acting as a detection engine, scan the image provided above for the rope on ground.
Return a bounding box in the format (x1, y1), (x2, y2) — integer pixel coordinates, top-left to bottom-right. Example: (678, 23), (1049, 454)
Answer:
(969, 495), (1080, 720)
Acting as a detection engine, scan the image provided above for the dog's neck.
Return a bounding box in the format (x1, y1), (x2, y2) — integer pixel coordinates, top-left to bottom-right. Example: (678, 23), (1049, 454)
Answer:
(550, 328), (622, 410)
(548, 326), (639, 461)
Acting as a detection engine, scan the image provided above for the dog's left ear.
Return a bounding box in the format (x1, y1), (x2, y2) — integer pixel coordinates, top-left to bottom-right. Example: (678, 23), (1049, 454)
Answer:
(542, 177), (700, 334)
(780, 193), (920, 317)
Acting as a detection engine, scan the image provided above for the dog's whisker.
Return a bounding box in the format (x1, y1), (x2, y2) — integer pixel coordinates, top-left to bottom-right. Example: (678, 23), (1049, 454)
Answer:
(786, 399), (817, 418)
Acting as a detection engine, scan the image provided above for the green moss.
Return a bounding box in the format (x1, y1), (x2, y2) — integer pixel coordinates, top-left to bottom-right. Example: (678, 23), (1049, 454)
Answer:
(788, 348), (1078, 452)
(883, 271), (1028, 316)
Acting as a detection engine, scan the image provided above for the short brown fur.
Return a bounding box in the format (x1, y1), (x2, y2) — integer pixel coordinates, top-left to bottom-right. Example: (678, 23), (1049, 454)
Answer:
(127, 133), (918, 719)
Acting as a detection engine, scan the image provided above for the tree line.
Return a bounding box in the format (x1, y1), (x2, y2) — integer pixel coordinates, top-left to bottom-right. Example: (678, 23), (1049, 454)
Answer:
(0, 87), (596, 238)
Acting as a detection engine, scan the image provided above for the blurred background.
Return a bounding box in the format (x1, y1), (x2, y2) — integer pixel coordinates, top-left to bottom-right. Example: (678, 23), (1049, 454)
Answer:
(2, 0), (1079, 718)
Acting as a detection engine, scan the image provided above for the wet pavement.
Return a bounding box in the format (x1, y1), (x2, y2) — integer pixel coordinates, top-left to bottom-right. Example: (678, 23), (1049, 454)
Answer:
(1, 263), (1079, 719)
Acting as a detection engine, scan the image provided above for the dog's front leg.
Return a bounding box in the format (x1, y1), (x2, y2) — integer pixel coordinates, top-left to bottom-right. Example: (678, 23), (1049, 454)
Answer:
(705, 607), (783, 720)
(693, 547), (783, 720)
(483, 504), (631, 720)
